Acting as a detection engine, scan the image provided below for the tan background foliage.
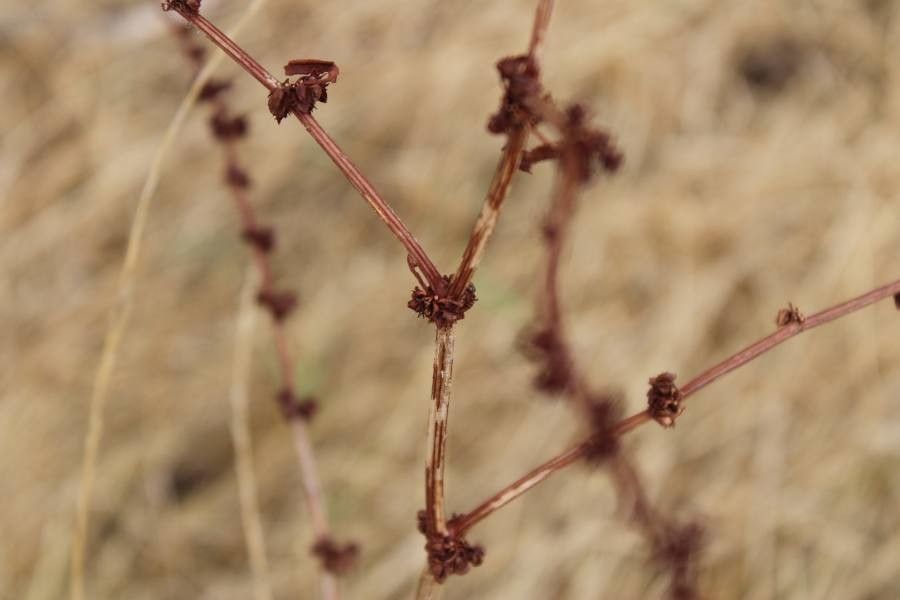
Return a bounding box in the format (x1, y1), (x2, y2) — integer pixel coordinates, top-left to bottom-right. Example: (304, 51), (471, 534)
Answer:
(2, 0), (899, 598)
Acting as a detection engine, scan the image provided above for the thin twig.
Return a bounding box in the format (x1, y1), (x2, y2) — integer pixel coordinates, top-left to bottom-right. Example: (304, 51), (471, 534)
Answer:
(167, 5), (443, 290)
(527, 0), (555, 65)
(448, 127), (529, 299)
(452, 277), (900, 535)
(414, 3), (559, 592)
(447, 0), (555, 299)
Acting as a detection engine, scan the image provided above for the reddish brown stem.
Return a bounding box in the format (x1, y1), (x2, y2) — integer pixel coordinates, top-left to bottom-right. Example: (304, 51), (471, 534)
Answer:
(448, 127), (529, 298)
(452, 277), (900, 535)
(447, 0), (555, 299)
(424, 325), (456, 537)
(170, 6), (443, 290)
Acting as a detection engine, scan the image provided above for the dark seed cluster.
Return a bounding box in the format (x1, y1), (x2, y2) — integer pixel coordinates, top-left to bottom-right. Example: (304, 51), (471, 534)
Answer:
(408, 275), (477, 328)
(647, 372), (684, 428)
(311, 536), (359, 575)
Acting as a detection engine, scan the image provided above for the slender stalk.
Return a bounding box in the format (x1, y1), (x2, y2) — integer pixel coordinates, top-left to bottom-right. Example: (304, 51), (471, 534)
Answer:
(229, 268), (275, 600)
(451, 277), (900, 535)
(448, 127), (529, 298)
(170, 6), (443, 290)
(527, 0), (555, 64)
(424, 326), (456, 537)
(68, 36), (237, 600)
(415, 565), (445, 600)
(447, 0), (555, 299)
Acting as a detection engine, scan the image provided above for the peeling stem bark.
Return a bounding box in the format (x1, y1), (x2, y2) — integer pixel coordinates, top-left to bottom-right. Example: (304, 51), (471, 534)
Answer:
(449, 127), (529, 298)
(424, 326), (456, 537)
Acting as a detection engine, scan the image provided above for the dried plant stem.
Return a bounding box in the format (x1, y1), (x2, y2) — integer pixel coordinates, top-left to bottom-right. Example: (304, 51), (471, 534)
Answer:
(449, 127), (529, 298)
(415, 565), (445, 600)
(452, 277), (900, 535)
(229, 267), (275, 600)
(448, 0), (555, 299)
(528, 0), (555, 63)
(424, 326), (456, 537)
(169, 7), (442, 290)
(217, 101), (340, 600)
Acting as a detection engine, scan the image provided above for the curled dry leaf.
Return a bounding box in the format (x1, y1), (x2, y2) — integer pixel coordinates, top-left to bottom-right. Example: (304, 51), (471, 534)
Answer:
(284, 59), (340, 84)
(161, 0), (202, 14)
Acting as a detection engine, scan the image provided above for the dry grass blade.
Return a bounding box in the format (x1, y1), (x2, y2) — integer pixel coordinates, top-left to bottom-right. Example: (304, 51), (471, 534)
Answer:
(229, 267), (275, 600)
(68, 5), (268, 599)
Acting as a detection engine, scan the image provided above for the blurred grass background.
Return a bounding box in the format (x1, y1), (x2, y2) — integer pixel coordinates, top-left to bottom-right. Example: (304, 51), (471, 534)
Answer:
(2, 0), (900, 598)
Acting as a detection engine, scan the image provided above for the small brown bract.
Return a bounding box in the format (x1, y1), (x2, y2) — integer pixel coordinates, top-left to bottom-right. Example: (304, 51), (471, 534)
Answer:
(775, 302), (805, 326)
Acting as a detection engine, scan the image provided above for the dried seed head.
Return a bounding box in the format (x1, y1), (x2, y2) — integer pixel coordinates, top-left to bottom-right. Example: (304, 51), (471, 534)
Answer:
(519, 326), (573, 395)
(424, 533), (485, 583)
(276, 389), (318, 421)
(226, 163), (252, 189)
(311, 536), (359, 575)
(487, 54), (542, 135)
(775, 302), (805, 326)
(241, 226), (274, 252)
(268, 61), (338, 122)
(408, 275), (477, 328)
(198, 79), (231, 102)
(256, 289), (297, 321)
(559, 104), (622, 181)
(209, 111), (248, 140)
(647, 372), (684, 428)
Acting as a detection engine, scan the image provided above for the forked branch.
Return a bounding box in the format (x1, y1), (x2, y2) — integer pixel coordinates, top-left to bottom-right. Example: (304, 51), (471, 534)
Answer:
(451, 277), (900, 535)
(447, 0), (555, 300)
(163, 1), (443, 290)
